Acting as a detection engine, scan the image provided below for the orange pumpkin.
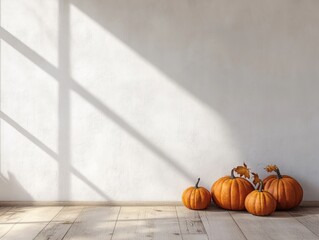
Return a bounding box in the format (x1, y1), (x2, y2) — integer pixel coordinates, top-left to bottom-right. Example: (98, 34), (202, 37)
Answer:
(245, 181), (277, 216)
(263, 165), (303, 210)
(182, 178), (211, 210)
(211, 167), (254, 210)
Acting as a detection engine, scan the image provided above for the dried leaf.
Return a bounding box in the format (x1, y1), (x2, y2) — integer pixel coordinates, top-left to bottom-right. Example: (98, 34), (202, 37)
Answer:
(234, 163), (250, 179)
(264, 164), (278, 173)
(252, 172), (261, 185)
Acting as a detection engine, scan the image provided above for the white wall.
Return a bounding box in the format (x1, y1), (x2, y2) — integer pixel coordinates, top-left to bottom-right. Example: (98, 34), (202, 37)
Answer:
(1, 0), (319, 201)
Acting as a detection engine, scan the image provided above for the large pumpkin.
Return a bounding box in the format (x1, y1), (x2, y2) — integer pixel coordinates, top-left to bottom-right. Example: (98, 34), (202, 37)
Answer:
(245, 181), (277, 216)
(263, 165), (303, 210)
(182, 178), (211, 210)
(211, 167), (254, 210)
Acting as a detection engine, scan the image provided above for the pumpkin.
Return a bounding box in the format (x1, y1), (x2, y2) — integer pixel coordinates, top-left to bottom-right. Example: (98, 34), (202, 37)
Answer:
(245, 174), (277, 216)
(182, 178), (211, 210)
(263, 165), (303, 210)
(211, 164), (254, 210)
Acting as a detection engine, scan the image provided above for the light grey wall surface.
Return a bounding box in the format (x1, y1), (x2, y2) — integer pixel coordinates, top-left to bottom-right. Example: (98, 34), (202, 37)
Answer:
(1, 0), (319, 201)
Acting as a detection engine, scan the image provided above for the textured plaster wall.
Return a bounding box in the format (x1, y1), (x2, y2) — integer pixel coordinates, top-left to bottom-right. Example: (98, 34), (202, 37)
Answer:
(1, 0), (319, 201)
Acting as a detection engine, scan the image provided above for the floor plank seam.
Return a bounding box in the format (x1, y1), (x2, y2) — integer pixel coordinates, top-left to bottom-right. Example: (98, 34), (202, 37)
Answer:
(0, 207), (21, 239)
(60, 206), (85, 240)
(109, 206), (121, 240)
(228, 211), (248, 240)
(288, 211), (319, 239)
(0, 220), (15, 239)
(175, 206), (184, 240)
(0, 206), (13, 237)
(32, 206), (65, 240)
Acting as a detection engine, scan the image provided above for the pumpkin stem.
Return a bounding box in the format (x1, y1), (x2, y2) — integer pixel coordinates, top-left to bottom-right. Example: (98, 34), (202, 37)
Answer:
(195, 178), (200, 188)
(231, 168), (236, 179)
(275, 168), (283, 179)
(258, 181), (264, 192)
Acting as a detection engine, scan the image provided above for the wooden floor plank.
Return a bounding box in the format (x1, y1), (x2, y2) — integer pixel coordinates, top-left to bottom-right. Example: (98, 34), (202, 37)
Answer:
(199, 207), (246, 240)
(231, 211), (319, 240)
(1, 223), (47, 240)
(112, 206), (182, 240)
(0, 205), (318, 240)
(34, 222), (73, 240)
(0, 224), (14, 239)
(0, 206), (63, 223)
(34, 206), (83, 240)
(52, 206), (84, 223)
(0, 206), (62, 240)
(63, 206), (120, 240)
(0, 208), (17, 238)
(111, 206), (148, 240)
(0, 207), (25, 224)
(290, 207), (319, 238)
(176, 206), (208, 240)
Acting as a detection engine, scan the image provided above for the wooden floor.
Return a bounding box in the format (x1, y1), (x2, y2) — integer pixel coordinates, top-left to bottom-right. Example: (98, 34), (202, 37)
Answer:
(0, 206), (317, 240)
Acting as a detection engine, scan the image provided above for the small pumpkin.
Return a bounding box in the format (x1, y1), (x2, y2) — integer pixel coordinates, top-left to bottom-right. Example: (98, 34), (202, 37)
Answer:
(182, 178), (211, 210)
(211, 163), (254, 210)
(245, 174), (277, 216)
(263, 165), (303, 210)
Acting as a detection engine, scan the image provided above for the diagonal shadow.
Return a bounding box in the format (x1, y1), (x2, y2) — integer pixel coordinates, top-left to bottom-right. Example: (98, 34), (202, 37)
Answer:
(0, 111), (110, 200)
(0, 26), (194, 182)
(0, 112), (58, 159)
(71, 81), (194, 181)
(0, 28), (59, 80)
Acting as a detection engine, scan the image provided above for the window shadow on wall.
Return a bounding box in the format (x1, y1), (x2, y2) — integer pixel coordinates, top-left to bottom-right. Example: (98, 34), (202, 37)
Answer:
(0, 111), (110, 200)
(1, 0), (319, 200)
(0, 0), (196, 201)
(70, 0), (319, 198)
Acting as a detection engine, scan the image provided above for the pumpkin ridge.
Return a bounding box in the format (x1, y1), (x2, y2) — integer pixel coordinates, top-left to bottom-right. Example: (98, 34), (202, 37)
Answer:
(273, 179), (279, 200)
(266, 177), (276, 187)
(199, 189), (203, 206)
(188, 187), (194, 207)
(238, 180), (245, 208)
(255, 192), (260, 215)
(194, 188), (199, 209)
(219, 178), (228, 208)
(240, 179), (247, 193)
(190, 188), (195, 209)
(263, 178), (271, 192)
(261, 192), (265, 215)
(274, 179), (279, 203)
(229, 179), (233, 210)
(198, 189), (201, 208)
(211, 179), (222, 205)
(184, 187), (192, 207)
(197, 189), (202, 208)
(287, 179), (297, 207)
(287, 178), (302, 206)
(233, 179), (239, 210)
(201, 188), (210, 208)
(279, 180), (286, 209)
(213, 178), (224, 207)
